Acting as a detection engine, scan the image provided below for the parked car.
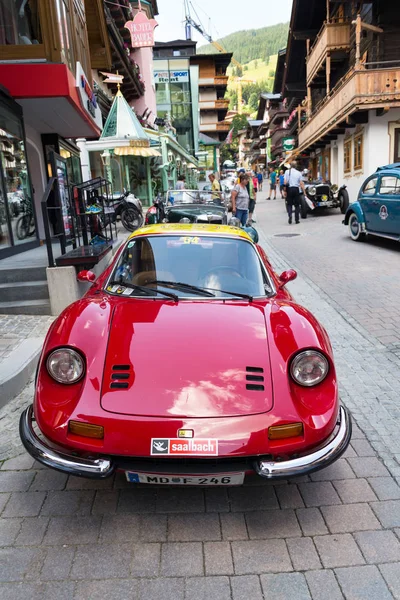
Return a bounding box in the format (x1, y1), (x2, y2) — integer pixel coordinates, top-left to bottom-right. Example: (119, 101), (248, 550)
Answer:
(20, 223), (351, 484)
(145, 190), (228, 225)
(343, 163), (400, 242)
(301, 181), (349, 217)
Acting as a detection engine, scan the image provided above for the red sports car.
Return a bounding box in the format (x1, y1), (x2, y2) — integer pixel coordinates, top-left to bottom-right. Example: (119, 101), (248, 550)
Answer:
(20, 224), (351, 485)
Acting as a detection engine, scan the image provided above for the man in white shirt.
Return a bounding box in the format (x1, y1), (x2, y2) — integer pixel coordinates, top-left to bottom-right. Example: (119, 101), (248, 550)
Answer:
(283, 161), (306, 224)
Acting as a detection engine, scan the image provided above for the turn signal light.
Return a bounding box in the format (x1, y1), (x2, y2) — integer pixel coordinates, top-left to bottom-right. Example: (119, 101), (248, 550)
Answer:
(268, 423), (304, 440)
(68, 421), (104, 439)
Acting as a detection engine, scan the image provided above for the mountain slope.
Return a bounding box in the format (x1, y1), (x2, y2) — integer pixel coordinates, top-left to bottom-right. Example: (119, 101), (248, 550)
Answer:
(197, 22), (289, 65)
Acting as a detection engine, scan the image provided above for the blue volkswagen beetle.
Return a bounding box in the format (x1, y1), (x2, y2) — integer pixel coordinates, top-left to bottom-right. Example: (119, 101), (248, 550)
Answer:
(343, 164), (400, 242)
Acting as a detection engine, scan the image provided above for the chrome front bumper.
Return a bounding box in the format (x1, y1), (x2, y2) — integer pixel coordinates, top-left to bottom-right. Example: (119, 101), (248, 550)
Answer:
(254, 405), (352, 479)
(20, 404), (351, 481)
(19, 406), (114, 479)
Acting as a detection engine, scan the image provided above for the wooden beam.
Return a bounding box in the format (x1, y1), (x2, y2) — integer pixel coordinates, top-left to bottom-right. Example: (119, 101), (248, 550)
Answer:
(292, 30), (319, 40)
(376, 106), (390, 117)
(351, 19), (383, 34)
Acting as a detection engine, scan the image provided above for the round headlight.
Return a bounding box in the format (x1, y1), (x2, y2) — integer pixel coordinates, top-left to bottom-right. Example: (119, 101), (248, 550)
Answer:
(307, 186), (316, 196)
(47, 348), (84, 384)
(290, 350), (329, 387)
(331, 184), (338, 193)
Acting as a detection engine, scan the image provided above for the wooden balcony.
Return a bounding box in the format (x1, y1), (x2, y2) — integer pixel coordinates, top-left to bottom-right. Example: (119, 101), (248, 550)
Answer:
(298, 67), (400, 150)
(199, 76), (229, 87)
(307, 21), (351, 85)
(199, 99), (230, 110)
(199, 122), (230, 132)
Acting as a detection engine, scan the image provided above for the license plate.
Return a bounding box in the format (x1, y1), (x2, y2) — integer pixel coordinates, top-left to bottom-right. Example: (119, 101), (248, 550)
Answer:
(125, 472), (245, 486)
(321, 194), (328, 201)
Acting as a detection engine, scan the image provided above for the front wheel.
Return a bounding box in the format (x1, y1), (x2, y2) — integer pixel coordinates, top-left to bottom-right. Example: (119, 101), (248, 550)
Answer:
(348, 213), (365, 242)
(300, 195), (308, 219)
(339, 188), (350, 214)
(121, 207), (144, 232)
(16, 214), (31, 240)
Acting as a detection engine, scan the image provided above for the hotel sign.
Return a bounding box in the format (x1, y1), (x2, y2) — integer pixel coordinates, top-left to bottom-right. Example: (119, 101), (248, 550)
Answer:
(125, 11), (158, 48)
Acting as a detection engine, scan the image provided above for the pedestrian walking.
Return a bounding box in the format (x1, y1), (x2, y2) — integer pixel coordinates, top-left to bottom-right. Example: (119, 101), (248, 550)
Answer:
(208, 173), (222, 204)
(267, 167), (277, 200)
(257, 170), (263, 191)
(283, 161), (305, 224)
(247, 170), (257, 225)
(231, 173), (250, 226)
(279, 170), (285, 198)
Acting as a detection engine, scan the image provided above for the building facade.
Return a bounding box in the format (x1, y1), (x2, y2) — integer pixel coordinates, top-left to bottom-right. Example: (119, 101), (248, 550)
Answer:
(190, 53), (231, 144)
(153, 40), (199, 157)
(280, 0), (400, 200)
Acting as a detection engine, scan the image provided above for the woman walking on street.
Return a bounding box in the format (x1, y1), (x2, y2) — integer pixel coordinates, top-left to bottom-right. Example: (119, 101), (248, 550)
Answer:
(231, 173), (250, 226)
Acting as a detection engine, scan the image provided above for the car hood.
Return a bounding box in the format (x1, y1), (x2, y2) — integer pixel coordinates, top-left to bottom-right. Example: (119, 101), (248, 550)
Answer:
(100, 300), (273, 418)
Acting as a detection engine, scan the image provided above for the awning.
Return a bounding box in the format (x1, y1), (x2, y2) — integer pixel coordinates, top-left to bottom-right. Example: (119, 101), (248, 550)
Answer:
(114, 146), (161, 157)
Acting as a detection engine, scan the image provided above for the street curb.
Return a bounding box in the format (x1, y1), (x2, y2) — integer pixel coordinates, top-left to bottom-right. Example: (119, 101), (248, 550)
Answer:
(0, 338), (43, 410)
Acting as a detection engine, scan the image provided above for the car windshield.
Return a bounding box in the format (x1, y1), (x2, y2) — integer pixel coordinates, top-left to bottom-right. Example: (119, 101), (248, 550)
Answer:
(166, 190), (225, 207)
(109, 235), (271, 299)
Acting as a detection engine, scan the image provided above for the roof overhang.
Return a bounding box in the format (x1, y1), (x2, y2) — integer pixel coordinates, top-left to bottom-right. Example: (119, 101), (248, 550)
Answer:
(0, 63), (101, 138)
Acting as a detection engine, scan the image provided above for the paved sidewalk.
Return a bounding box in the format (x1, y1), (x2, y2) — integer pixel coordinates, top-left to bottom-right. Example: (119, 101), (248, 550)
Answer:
(1, 198), (400, 598)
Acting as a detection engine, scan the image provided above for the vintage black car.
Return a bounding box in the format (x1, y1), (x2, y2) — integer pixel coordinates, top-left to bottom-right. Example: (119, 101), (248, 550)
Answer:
(301, 182), (350, 217)
(145, 190), (229, 225)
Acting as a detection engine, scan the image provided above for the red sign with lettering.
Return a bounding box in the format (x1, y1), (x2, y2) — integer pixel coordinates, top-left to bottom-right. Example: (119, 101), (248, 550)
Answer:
(125, 12), (158, 49)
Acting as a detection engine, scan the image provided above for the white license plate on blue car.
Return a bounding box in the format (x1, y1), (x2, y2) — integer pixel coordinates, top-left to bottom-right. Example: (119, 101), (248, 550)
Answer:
(125, 472), (245, 485)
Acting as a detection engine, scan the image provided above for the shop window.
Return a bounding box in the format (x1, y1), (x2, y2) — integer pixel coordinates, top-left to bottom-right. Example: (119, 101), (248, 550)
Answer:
(0, 0), (42, 45)
(0, 102), (35, 248)
(344, 138), (352, 173)
(379, 176), (400, 195)
(354, 133), (363, 171)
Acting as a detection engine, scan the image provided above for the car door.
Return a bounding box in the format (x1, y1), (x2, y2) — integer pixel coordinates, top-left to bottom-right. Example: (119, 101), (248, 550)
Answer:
(359, 176), (379, 231)
(375, 174), (400, 236)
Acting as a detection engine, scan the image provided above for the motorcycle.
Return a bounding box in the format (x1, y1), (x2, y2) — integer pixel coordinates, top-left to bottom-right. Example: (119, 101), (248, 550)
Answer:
(100, 190), (144, 232)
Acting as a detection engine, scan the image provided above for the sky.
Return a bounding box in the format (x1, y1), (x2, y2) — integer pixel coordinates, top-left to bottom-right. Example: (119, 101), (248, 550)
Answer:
(154, 0), (292, 44)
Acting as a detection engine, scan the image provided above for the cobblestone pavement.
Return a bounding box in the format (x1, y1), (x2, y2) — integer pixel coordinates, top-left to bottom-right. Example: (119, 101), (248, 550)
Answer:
(0, 316), (54, 362)
(1, 196), (400, 598)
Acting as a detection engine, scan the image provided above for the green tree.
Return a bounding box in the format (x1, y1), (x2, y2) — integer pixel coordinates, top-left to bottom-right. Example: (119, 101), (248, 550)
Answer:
(231, 114), (249, 137)
(254, 59), (258, 69)
(248, 92), (259, 112)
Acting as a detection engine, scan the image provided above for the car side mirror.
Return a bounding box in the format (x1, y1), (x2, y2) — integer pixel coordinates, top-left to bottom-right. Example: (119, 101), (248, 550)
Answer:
(77, 270), (96, 283)
(278, 269), (297, 288)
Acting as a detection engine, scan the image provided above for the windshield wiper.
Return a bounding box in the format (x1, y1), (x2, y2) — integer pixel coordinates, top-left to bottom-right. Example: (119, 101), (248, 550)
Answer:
(201, 286), (254, 302)
(148, 280), (216, 297)
(150, 280), (253, 301)
(107, 280), (178, 301)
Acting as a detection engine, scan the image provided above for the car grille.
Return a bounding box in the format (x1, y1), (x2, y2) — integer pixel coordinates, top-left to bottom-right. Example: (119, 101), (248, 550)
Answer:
(112, 455), (274, 474)
(315, 185), (330, 197)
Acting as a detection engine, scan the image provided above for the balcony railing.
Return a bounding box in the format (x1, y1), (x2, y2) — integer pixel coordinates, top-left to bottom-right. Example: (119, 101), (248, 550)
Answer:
(298, 65), (400, 150)
(307, 20), (351, 84)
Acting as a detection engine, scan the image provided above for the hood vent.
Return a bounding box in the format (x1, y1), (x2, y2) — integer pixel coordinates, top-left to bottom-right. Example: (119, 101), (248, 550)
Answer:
(110, 365), (131, 389)
(246, 366), (264, 391)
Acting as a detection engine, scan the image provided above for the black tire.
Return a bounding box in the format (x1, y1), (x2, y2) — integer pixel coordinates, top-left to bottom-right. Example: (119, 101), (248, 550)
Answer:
(121, 207), (144, 232)
(300, 195), (308, 219)
(339, 188), (350, 214)
(16, 214), (30, 240)
(348, 212), (365, 242)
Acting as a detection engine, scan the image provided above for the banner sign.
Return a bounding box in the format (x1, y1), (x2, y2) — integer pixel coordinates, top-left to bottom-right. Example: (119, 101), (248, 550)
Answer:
(154, 71), (189, 84)
(282, 137), (296, 151)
